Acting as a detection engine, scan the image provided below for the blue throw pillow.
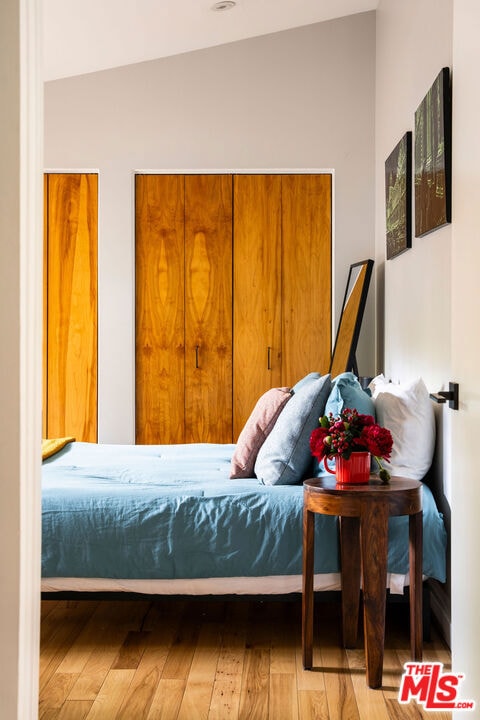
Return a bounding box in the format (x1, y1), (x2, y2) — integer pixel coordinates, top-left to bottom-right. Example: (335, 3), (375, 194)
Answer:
(312, 372), (375, 478)
(325, 372), (375, 419)
(291, 371), (323, 394)
(254, 374), (332, 485)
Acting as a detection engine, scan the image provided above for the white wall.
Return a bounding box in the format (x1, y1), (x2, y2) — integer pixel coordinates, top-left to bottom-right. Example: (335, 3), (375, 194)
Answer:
(375, 0), (453, 390)
(376, 0), (480, 709)
(374, 0), (453, 579)
(44, 13), (376, 443)
(0, 0), (42, 717)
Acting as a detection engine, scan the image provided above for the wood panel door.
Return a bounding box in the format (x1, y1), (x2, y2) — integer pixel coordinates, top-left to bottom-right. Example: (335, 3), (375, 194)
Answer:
(43, 175), (48, 437)
(233, 175), (283, 438)
(136, 173), (331, 444)
(281, 174), (332, 385)
(135, 174), (185, 444)
(184, 175), (233, 443)
(44, 173), (98, 442)
(135, 174), (233, 444)
(233, 174), (332, 439)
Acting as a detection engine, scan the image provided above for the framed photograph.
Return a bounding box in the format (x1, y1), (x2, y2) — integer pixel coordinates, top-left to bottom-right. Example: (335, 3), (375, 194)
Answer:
(414, 67), (452, 237)
(385, 131), (412, 260)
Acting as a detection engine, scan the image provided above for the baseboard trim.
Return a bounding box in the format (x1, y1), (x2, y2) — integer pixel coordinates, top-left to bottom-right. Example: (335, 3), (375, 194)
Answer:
(428, 579), (451, 648)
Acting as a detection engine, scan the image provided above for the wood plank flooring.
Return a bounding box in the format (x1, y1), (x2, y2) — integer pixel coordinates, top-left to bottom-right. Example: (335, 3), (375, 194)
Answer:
(39, 596), (451, 719)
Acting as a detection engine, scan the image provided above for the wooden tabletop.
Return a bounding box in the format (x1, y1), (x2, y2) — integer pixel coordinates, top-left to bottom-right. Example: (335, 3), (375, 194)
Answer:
(303, 476), (423, 517)
(304, 475), (422, 493)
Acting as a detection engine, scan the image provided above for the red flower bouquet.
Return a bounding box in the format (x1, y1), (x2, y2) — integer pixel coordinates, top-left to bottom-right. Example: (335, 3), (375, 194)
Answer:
(310, 408), (393, 483)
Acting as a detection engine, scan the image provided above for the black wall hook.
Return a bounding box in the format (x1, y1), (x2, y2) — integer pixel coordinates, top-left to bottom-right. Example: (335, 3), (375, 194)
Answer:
(429, 382), (459, 410)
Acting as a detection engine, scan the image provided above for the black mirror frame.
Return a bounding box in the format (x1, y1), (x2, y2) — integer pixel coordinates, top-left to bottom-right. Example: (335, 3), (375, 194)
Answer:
(329, 259), (374, 377)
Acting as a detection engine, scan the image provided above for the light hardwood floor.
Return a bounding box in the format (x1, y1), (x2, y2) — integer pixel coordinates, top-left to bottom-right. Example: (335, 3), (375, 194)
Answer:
(39, 596), (451, 720)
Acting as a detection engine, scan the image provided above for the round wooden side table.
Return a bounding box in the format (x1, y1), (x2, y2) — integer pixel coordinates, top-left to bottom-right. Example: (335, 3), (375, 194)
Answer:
(302, 476), (423, 689)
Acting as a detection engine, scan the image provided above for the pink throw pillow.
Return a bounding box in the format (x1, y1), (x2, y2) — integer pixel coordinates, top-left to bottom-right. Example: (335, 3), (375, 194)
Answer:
(230, 387), (292, 478)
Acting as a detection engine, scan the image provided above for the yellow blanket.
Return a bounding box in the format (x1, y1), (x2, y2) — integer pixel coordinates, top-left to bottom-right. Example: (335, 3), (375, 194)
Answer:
(42, 436), (76, 461)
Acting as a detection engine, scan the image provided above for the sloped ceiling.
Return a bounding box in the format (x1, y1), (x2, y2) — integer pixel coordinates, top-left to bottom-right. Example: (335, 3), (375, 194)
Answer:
(43, 0), (378, 81)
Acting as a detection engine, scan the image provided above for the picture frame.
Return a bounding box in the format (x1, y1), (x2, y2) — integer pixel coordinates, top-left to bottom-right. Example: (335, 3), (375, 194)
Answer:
(385, 131), (412, 260)
(414, 67), (452, 237)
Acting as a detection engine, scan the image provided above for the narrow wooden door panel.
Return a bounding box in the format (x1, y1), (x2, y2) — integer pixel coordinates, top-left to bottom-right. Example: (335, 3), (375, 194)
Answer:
(43, 175), (48, 438)
(233, 175), (282, 439)
(46, 173), (98, 442)
(185, 175), (233, 443)
(281, 174), (332, 384)
(135, 174), (185, 444)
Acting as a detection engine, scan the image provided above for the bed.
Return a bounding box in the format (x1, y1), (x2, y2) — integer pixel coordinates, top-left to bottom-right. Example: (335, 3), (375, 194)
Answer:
(41, 373), (447, 597)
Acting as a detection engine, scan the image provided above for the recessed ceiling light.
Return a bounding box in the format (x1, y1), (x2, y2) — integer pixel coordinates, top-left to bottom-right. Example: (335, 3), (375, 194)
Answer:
(211, 1), (236, 11)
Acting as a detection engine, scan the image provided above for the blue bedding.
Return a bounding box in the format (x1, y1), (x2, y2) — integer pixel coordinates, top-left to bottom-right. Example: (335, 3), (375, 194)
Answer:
(42, 442), (447, 583)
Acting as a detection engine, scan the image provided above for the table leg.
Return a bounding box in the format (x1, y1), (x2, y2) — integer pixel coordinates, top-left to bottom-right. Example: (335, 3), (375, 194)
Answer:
(409, 511), (423, 661)
(361, 501), (389, 689)
(302, 505), (315, 669)
(340, 516), (361, 648)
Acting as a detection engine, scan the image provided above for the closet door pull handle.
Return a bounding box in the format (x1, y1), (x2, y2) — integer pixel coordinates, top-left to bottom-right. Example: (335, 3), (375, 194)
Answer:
(267, 346), (272, 370)
(195, 345), (200, 369)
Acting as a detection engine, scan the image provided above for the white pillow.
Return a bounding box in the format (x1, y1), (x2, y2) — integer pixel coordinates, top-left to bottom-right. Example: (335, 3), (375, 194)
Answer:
(370, 376), (435, 481)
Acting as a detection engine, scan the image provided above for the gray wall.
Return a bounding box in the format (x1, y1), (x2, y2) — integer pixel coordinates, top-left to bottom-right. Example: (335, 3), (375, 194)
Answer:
(44, 12), (376, 443)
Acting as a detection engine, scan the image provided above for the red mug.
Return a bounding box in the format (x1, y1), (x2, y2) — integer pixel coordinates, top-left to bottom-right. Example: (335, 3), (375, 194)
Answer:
(324, 452), (371, 484)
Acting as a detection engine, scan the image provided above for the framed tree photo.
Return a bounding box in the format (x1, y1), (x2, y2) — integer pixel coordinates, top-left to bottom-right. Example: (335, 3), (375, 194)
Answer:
(385, 131), (412, 260)
(414, 67), (452, 237)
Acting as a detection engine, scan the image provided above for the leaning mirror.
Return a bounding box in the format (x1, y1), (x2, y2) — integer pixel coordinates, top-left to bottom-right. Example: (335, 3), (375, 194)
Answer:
(329, 259), (374, 377)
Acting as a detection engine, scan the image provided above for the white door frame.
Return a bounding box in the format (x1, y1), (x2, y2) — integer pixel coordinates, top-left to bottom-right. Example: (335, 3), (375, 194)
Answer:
(0, 0), (42, 716)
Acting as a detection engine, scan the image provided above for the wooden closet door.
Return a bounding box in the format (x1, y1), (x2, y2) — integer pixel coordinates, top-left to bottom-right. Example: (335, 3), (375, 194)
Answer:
(135, 174), (185, 444)
(233, 175), (282, 439)
(281, 174), (332, 384)
(45, 173), (98, 442)
(185, 175), (233, 443)
(43, 175), (48, 437)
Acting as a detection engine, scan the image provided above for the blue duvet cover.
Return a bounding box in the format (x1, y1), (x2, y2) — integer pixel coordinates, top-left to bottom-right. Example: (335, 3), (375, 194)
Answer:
(42, 442), (447, 583)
